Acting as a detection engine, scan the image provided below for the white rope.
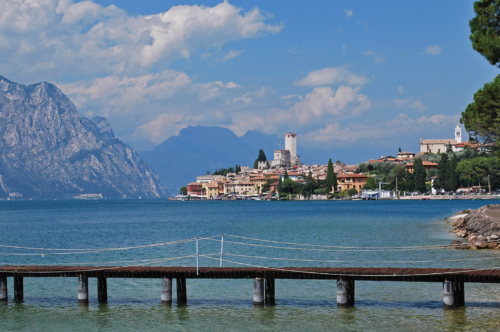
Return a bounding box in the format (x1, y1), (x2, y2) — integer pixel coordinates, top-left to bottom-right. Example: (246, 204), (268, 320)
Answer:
(0, 254), (201, 267)
(0, 235), (223, 256)
(200, 255), (500, 278)
(202, 238), (450, 252)
(202, 252), (500, 264)
(0, 254), (200, 274)
(225, 234), (456, 249)
(0, 237), (200, 252)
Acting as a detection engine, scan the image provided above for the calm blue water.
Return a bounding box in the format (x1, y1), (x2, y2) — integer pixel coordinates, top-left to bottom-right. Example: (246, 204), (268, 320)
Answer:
(1, 199), (500, 331)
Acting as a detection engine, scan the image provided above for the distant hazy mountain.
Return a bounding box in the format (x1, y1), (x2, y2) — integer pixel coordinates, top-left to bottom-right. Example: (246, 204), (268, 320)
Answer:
(0, 75), (165, 199)
(141, 126), (282, 195)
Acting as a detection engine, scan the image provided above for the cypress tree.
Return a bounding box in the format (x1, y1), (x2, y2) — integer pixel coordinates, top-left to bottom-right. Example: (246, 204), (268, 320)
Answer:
(413, 159), (427, 193)
(326, 159), (334, 192)
(435, 153), (448, 190)
(447, 155), (459, 191)
(253, 160), (258, 169)
(406, 171), (415, 192)
(277, 177), (282, 196)
(284, 170), (289, 180)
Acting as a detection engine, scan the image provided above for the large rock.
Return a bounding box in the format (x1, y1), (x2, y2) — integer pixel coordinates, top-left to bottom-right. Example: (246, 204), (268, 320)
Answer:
(0, 75), (165, 199)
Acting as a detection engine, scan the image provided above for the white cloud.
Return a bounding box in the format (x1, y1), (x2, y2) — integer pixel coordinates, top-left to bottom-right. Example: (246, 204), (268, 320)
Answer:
(294, 67), (370, 86)
(291, 86), (371, 123)
(426, 45), (442, 55)
(223, 50), (244, 61)
(393, 98), (427, 111)
(0, 0), (282, 81)
(131, 113), (186, 144)
(280, 94), (303, 100)
(344, 8), (353, 17)
(362, 49), (385, 64)
(305, 113), (459, 143)
(289, 46), (300, 54)
(397, 86), (404, 94)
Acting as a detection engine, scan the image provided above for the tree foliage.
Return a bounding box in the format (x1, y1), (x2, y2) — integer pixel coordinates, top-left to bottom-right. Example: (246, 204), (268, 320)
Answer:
(325, 158), (337, 193)
(363, 177), (377, 190)
(413, 159), (427, 192)
(180, 186), (187, 195)
(461, 74), (500, 146)
(470, 0), (500, 67)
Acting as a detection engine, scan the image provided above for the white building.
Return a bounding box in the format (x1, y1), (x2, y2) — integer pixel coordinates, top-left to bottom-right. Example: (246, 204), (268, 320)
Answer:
(271, 149), (291, 167)
(419, 124), (462, 153)
(284, 132), (301, 166)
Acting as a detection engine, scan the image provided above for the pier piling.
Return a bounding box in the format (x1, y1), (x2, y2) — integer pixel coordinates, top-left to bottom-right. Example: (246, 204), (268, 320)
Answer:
(443, 280), (465, 309)
(0, 276), (6, 301)
(14, 276), (23, 302)
(253, 278), (264, 305)
(337, 278), (355, 307)
(78, 276), (88, 304)
(176, 277), (187, 305)
(97, 277), (107, 304)
(265, 277), (275, 305)
(161, 277), (172, 303)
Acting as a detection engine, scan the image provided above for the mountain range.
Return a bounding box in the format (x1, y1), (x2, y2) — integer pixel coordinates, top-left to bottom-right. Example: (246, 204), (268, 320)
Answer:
(141, 126), (283, 194)
(0, 75), (165, 199)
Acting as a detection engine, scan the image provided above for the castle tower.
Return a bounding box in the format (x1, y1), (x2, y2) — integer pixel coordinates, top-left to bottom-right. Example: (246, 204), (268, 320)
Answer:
(285, 133), (297, 158)
(455, 124), (461, 144)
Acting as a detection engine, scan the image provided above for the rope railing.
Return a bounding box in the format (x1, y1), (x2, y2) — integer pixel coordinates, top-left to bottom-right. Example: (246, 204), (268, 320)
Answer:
(0, 233), (490, 275)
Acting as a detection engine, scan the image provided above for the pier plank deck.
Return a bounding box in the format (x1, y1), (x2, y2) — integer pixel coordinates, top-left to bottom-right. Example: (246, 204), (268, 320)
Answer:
(1, 266), (499, 283)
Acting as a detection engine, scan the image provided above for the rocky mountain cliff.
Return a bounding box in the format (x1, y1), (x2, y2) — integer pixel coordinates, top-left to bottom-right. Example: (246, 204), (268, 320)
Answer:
(0, 75), (165, 199)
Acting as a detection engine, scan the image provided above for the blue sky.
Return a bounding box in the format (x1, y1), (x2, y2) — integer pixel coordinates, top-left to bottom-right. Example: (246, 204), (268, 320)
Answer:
(0, 0), (496, 163)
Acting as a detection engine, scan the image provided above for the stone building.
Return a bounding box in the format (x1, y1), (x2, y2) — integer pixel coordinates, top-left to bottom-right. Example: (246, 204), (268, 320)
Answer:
(420, 124), (462, 153)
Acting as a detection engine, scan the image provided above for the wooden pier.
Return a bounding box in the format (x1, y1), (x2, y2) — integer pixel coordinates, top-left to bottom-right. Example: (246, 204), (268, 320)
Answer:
(1, 266), (499, 308)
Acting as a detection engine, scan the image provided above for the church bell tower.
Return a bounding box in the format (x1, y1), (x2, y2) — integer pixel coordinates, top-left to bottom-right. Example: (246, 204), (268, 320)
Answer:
(455, 124), (461, 144)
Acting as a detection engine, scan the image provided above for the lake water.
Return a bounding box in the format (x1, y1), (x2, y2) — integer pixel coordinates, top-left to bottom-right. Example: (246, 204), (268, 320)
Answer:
(1, 199), (500, 331)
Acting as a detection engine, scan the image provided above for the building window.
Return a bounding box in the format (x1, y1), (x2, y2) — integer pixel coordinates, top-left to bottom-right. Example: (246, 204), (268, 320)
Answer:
(438, 149), (440, 153)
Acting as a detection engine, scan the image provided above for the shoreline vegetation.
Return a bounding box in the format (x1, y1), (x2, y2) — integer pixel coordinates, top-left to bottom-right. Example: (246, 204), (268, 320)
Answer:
(450, 204), (500, 249)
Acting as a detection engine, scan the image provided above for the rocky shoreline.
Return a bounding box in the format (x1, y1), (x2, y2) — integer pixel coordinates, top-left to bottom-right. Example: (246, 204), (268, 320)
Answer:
(450, 204), (500, 249)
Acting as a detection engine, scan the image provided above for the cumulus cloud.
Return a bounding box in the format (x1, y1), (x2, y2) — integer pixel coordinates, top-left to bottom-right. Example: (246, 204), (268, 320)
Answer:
(344, 8), (353, 17)
(0, 0), (282, 81)
(393, 98), (427, 111)
(294, 67), (370, 86)
(132, 113), (187, 144)
(426, 45), (442, 55)
(397, 85), (404, 94)
(305, 113), (459, 143)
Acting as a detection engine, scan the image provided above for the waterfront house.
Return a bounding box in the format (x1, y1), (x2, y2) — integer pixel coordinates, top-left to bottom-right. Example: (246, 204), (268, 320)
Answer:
(336, 174), (368, 192)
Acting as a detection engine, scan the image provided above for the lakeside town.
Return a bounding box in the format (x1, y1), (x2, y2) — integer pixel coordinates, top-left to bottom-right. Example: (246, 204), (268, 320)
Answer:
(175, 125), (499, 200)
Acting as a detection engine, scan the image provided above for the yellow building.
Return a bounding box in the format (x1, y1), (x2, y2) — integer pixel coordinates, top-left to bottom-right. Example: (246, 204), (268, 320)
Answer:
(203, 181), (219, 198)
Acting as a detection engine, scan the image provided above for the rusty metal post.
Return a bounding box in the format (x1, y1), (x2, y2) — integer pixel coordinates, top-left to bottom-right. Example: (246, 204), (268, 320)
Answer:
(97, 277), (107, 304)
(14, 276), (23, 302)
(161, 277), (172, 303)
(443, 280), (465, 309)
(265, 277), (275, 305)
(78, 276), (88, 304)
(337, 278), (355, 307)
(176, 277), (187, 305)
(253, 278), (264, 305)
(0, 276), (6, 301)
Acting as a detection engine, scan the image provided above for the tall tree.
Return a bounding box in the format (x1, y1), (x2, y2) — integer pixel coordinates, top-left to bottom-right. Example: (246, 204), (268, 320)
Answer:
(446, 155), (459, 191)
(283, 170), (289, 180)
(277, 177), (282, 196)
(406, 171), (415, 192)
(413, 159), (427, 193)
(435, 153), (449, 190)
(398, 147), (402, 153)
(456, 159), (473, 191)
(470, 0), (500, 67)
(325, 159), (335, 193)
(253, 149), (267, 169)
